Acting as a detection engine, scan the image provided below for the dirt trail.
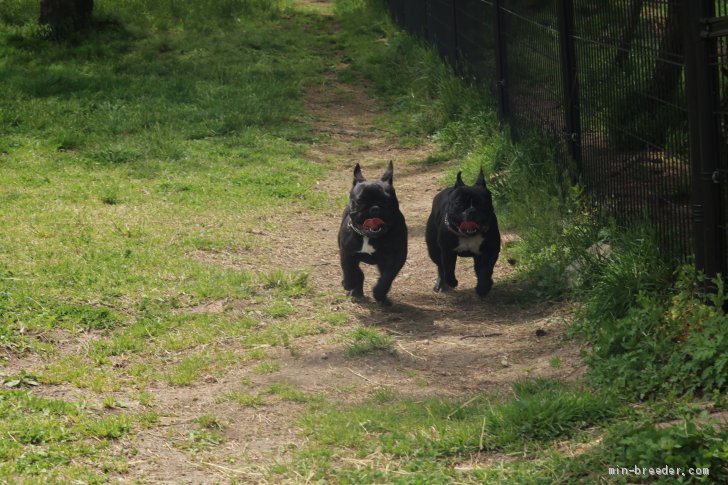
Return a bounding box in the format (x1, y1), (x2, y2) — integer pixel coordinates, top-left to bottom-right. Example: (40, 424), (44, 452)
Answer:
(121, 3), (584, 482)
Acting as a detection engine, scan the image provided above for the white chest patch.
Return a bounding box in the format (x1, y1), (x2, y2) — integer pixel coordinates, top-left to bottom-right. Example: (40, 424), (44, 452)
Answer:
(455, 234), (484, 255)
(358, 237), (376, 255)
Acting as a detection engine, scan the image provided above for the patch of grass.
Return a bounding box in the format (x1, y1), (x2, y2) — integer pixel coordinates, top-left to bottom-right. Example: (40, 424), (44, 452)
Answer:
(0, 390), (132, 481)
(286, 380), (620, 482)
(0, 0), (330, 353)
(41, 356), (121, 392)
(254, 361), (281, 374)
(167, 353), (211, 386)
(265, 300), (296, 319)
(266, 383), (322, 404)
(220, 390), (266, 408)
(195, 414), (226, 430)
(260, 270), (312, 297)
(183, 429), (224, 452)
(334, 0), (492, 138)
(319, 311), (349, 326)
(136, 410), (160, 428)
(555, 417), (728, 483)
(345, 327), (395, 356)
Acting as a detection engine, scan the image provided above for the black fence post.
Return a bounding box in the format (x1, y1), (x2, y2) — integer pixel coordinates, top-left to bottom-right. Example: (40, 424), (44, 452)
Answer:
(451, 0), (459, 65)
(556, 0), (582, 176)
(493, 0), (508, 122)
(446, 0), (457, 63)
(683, 0), (724, 279)
(404, 0), (427, 38)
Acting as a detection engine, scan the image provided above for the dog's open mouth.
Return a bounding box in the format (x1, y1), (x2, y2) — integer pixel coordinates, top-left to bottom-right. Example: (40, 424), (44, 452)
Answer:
(458, 221), (480, 235)
(360, 217), (385, 233)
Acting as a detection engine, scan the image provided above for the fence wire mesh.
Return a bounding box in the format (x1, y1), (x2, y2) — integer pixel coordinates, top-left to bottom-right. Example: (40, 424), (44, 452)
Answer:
(385, 0), (728, 276)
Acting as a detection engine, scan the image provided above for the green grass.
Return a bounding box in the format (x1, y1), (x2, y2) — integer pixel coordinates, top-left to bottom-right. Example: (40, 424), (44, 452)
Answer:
(0, 0), (333, 354)
(345, 327), (395, 356)
(0, 390), (133, 482)
(283, 378), (727, 483)
(0, 1), (346, 479)
(281, 379), (622, 482)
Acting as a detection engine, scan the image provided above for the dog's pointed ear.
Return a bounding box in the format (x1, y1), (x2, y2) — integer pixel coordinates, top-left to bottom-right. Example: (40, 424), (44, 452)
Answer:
(353, 163), (366, 186)
(474, 167), (487, 188)
(380, 160), (394, 185)
(454, 171), (465, 187)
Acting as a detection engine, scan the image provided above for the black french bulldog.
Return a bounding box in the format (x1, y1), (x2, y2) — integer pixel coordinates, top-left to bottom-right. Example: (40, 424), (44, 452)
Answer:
(338, 161), (407, 306)
(425, 168), (500, 297)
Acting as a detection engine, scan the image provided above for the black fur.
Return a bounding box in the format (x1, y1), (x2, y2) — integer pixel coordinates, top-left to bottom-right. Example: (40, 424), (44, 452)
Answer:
(425, 169), (501, 297)
(338, 162), (408, 305)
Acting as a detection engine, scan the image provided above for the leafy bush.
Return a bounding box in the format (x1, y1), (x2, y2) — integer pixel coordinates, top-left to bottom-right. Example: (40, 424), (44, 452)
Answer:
(565, 419), (728, 483)
(582, 267), (728, 399)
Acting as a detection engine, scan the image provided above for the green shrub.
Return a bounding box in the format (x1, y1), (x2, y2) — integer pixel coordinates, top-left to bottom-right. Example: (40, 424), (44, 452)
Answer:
(581, 267), (728, 399)
(565, 419), (728, 483)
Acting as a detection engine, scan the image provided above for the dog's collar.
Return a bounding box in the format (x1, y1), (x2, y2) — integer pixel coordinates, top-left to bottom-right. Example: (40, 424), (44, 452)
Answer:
(347, 219), (369, 237)
(444, 213), (486, 237)
(347, 217), (387, 239)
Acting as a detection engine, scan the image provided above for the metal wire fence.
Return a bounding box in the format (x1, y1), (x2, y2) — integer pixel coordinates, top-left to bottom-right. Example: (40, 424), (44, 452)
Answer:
(384, 0), (728, 278)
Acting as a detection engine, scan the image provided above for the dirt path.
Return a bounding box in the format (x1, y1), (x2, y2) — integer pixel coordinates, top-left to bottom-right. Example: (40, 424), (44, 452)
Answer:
(120, 3), (584, 482)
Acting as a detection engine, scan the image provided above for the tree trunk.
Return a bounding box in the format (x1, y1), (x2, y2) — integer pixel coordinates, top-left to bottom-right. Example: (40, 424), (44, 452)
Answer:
(615, 0), (644, 67)
(647, 0), (683, 103)
(39, 0), (93, 32)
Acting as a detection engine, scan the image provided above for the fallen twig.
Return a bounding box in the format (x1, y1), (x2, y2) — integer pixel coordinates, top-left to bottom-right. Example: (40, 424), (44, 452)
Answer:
(460, 333), (503, 339)
(397, 342), (425, 360)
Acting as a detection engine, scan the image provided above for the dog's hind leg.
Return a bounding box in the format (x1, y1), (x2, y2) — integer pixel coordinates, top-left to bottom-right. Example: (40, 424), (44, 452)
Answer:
(341, 257), (364, 298)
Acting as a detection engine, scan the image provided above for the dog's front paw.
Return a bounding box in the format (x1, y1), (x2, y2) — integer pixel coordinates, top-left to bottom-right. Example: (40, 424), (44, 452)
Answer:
(372, 288), (392, 306)
(475, 280), (493, 297)
(433, 278), (453, 293)
(375, 296), (393, 307)
(347, 288), (364, 299)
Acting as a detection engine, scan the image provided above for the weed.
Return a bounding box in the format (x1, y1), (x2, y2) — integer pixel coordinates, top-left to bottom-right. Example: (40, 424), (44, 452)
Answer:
(261, 270), (311, 297)
(167, 353), (211, 386)
(221, 390), (266, 408)
(265, 300), (296, 319)
(196, 414), (226, 430)
(345, 327), (395, 356)
(254, 361), (281, 374)
(266, 383), (322, 404)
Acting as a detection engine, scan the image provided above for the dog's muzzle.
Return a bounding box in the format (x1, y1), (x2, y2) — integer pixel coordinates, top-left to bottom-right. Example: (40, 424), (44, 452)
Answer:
(348, 218), (388, 238)
(445, 213), (488, 237)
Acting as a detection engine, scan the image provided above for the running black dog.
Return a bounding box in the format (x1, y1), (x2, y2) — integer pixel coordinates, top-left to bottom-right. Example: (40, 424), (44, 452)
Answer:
(425, 169), (500, 297)
(338, 162), (407, 305)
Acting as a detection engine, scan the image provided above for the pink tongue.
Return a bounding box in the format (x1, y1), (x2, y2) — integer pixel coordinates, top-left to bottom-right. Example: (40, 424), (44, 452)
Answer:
(362, 218), (385, 230)
(459, 221), (479, 232)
